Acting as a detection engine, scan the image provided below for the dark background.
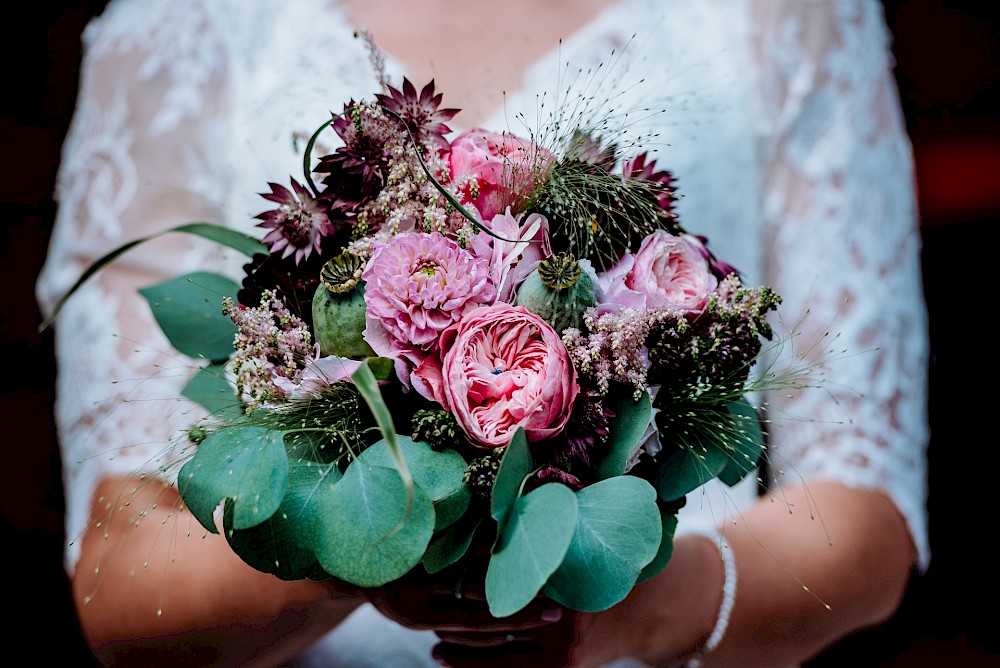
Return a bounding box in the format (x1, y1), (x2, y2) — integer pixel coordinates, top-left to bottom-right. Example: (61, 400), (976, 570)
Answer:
(2, 2), (997, 664)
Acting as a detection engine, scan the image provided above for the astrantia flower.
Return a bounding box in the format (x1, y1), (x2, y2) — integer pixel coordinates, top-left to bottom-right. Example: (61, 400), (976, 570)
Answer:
(376, 78), (459, 153)
(623, 152), (680, 226)
(318, 100), (399, 197)
(255, 179), (334, 264)
(362, 232), (496, 359)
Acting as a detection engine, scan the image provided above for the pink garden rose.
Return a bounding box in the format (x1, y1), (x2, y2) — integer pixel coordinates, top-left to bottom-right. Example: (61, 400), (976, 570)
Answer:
(601, 231), (718, 313)
(362, 232), (496, 366)
(449, 129), (554, 220)
(413, 304), (578, 448)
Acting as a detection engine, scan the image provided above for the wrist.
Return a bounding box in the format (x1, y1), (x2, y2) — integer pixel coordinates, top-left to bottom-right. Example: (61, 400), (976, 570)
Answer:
(683, 529), (737, 667)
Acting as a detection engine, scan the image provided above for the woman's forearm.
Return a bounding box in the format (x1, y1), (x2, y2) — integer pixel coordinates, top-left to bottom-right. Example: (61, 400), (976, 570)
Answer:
(572, 481), (915, 667)
(72, 475), (365, 667)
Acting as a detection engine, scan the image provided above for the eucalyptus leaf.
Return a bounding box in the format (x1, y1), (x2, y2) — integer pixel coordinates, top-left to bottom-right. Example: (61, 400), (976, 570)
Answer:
(654, 425), (731, 502)
(223, 459), (339, 581)
(139, 272), (239, 362)
(423, 515), (483, 574)
(490, 428), (532, 534)
(359, 436), (471, 531)
(637, 506), (679, 583)
(543, 476), (661, 611)
(597, 391), (653, 479)
(486, 483), (577, 617)
(177, 425), (288, 533)
(311, 462), (435, 587)
(717, 398), (765, 486)
(182, 362), (241, 417)
(352, 362), (413, 509)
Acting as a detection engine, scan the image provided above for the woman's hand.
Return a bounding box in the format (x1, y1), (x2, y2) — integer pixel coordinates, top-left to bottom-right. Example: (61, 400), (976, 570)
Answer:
(364, 563), (579, 666)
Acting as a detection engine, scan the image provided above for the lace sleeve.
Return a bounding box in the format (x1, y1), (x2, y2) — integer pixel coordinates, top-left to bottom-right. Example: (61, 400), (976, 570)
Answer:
(747, 0), (930, 569)
(35, 0), (251, 573)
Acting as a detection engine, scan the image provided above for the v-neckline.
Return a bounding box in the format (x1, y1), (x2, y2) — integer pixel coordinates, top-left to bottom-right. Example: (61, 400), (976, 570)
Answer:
(332, 0), (632, 131)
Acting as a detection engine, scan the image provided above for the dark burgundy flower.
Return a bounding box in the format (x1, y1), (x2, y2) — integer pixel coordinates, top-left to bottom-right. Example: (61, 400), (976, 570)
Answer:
(376, 78), (459, 153)
(255, 179), (334, 264)
(623, 152), (680, 224)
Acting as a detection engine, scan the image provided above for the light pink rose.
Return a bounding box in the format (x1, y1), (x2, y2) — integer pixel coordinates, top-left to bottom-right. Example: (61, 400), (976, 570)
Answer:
(601, 231), (718, 313)
(413, 304), (578, 448)
(448, 129), (554, 220)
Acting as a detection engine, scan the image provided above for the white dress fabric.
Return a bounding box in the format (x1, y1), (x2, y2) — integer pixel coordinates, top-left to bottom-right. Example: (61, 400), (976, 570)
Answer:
(36, 0), (930, 665)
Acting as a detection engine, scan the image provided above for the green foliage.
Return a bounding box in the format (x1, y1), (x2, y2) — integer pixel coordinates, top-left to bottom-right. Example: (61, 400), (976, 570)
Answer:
(358, 436), (471, 531)
(486, 483), (578, 617)
(543, 476), (661, 611)
(309, 462), (435, 587)
(717, 398), (765, 486)
(139, 272), (240, 362)
(223, 460), (338, 581)
(177, 424), (288, 533)
(182, 362), (241, 417)
(596, 391), (653, 479)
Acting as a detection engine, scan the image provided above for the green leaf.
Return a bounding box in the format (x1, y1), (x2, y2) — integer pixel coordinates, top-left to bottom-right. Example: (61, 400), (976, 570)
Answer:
(139, 272), (239, 362)
(223, 460), (337, 581)
(543, 477), (661, 611)
(717, 398), (765, 486)
(177, 425), (288, 533)
(423, 515), (483, 574)
(654, 427), (731, 502)
(359, 437), (471, 531)
(311, 462), (435, 587)
(490, 428), (532, 533)
(597, 391), (652, 479)
(182, 362), (241, 417)
(486, 483), (577, 617)
(40, 222), (264, 332)
(637, 506), (679, 583)
(352, 362), (413, 510)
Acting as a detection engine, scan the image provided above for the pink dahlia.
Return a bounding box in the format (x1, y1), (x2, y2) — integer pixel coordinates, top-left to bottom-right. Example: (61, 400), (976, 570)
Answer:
(255, 179), (334, 264)
(413, 304), (578, 448)
(362, 232), (496, 358)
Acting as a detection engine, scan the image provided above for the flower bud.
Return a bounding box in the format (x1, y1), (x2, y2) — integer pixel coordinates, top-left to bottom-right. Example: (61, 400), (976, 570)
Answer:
(514, 252), (597, 333)
(312, 253), (376, 359)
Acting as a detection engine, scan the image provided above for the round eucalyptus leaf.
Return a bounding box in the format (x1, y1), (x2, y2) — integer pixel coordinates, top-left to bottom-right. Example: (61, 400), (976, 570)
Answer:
(359, 436), (471, 531)
(717, 398), (765, 486)
(311, 462), (435, 587)
(178, 424), (288, 533)
(139, 271), (239, 362)
(543, 476), (661, 611)
(486, 483), (577, 617)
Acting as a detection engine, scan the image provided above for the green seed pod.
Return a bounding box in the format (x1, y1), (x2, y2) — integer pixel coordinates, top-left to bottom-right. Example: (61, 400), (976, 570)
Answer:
(514, 252), (597, 333)
(312, 253), (376, 359)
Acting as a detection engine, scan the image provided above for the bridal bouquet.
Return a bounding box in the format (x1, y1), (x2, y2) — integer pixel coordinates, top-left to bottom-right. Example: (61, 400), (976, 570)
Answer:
(54, 76), (785, 616)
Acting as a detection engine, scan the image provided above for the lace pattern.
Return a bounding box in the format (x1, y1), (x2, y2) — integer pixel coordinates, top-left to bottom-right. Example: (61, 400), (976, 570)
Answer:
(37, 0), (929, 578)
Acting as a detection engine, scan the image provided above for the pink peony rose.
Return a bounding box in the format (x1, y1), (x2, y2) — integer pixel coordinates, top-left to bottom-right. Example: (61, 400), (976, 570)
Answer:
(448, 129), (554, 220)
(413, 304), (578, 448)
(362, 233), (496, 379)
(601, 231), (718, 313)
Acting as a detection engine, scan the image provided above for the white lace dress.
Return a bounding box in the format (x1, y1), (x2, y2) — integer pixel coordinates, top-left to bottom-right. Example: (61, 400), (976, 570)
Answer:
(36, 0), (929, 665)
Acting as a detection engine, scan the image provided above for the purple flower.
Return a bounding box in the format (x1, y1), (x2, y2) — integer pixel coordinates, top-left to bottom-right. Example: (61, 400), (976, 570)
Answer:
(255, 179), (334, 264)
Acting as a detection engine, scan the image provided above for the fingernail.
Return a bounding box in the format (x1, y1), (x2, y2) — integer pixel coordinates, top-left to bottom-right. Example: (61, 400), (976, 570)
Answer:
(541, 607), (563, 622)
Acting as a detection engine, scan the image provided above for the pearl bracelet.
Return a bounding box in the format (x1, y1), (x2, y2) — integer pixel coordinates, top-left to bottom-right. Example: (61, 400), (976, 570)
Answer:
(685, 529), (737, 668)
